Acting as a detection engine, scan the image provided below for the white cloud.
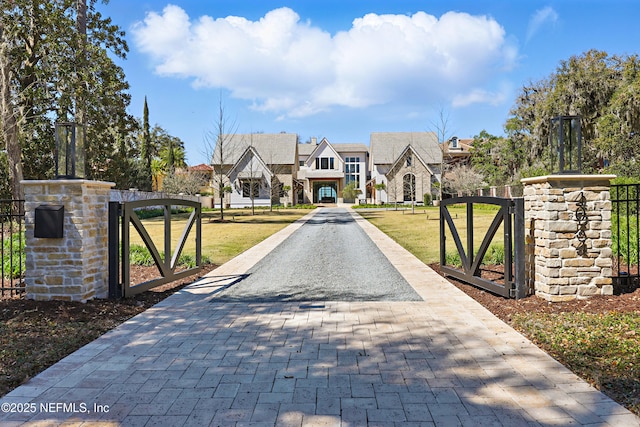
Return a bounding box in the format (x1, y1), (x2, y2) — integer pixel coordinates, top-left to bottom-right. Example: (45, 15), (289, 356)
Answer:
(132, 6), (517, 117)
(452, 87), (509, 108)
(526, 6), (558, 42)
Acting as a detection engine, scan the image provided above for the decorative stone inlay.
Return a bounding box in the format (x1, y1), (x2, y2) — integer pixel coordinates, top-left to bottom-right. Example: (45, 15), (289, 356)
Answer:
(575, 192), (588, 257)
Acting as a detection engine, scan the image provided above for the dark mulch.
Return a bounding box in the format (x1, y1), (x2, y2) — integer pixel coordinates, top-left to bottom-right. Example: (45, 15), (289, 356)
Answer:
(429, 263), (640, 319)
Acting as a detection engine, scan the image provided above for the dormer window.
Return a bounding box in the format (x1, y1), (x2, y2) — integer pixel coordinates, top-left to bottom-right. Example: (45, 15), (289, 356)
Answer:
(451, 137), (459, 149)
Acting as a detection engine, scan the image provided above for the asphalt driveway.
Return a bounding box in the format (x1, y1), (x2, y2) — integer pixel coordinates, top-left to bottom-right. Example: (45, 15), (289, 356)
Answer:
(210, 208), (422, 302)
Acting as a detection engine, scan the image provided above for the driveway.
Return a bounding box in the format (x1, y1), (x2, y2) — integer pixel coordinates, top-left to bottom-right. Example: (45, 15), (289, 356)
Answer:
(1, 207), (638, 426)
(211, 208), (422, 302)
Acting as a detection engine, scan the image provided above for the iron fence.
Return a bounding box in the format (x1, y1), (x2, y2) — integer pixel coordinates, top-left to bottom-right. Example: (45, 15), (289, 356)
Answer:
(610, 183), (640, 293)
(1, 200), (25, 298)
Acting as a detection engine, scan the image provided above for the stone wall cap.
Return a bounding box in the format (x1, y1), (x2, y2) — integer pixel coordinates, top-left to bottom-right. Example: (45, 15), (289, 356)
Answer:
(521, 174), (617, 185)
(21, 179), (116, 188)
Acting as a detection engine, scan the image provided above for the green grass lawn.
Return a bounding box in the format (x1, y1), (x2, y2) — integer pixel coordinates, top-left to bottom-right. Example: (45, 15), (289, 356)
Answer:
(357, 204), (505, 265)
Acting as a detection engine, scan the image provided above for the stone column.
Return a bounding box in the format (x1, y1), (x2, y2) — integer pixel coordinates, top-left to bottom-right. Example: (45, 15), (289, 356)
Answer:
(521, 175), (616, 301)
(22, 180), (115, 302)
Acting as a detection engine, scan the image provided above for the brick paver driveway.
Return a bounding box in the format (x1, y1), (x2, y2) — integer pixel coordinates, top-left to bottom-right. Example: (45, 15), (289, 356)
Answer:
(1, 208), (638, 426)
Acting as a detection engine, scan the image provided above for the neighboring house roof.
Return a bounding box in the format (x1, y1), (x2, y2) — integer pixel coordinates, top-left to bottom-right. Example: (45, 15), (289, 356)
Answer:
(370, 132), (442, 166)
(213, 133), (298, 165)
(442, 137), (474, 168)
(444, 137), (473, 159)
(188, 164), (213, 172)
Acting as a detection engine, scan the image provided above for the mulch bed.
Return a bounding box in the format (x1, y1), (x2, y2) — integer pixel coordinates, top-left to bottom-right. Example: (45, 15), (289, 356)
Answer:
(429, 263), (640, 320)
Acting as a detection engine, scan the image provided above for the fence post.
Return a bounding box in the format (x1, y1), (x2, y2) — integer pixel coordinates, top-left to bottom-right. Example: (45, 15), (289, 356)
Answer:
(521, 174), (616, 301)
(108, 201), (121, 299)
(513, 198), (527, 299)
(22, 179), (115, 301)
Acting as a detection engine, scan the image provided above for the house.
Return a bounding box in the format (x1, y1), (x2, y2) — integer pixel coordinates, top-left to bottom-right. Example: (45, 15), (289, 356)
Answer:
(187, 163), (214, 194)
(211, 133), (299, 207)
(297, 138), (368, 204)
(443, 136), (473, 166)
(209, 131), (443, 207)
(369, 132), (442, 204)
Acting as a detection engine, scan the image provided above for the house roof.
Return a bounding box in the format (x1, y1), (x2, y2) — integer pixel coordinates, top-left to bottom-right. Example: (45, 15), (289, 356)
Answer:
(227, 146), (273, 180)
(188, 163), (213, 172)
(370, 132), (442, 165)
(387, 144), (437, 177)
(332, 143), (368, 153)
(444, 137), (474, 155)
(298, 142), (367, 158)
(305, 138), (342, 165)
(213, 133), (298, 165)
(297, 143), (316, 156)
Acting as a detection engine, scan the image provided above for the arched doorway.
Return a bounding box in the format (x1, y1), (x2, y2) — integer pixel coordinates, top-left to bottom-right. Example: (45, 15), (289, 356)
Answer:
(313, 181), (337, 203)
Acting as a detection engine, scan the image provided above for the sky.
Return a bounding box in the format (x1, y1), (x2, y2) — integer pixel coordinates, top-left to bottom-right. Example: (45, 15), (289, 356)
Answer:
(96, 0), (640, 165)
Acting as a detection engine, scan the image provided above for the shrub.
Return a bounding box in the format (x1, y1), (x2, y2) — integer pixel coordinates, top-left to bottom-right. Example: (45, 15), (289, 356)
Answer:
(1, 231), (25, 279)
(482, 244), (505, 265)
(128, 244), (211, 267)
(444, 251), (462, 267)
(129, 244), (155, 266)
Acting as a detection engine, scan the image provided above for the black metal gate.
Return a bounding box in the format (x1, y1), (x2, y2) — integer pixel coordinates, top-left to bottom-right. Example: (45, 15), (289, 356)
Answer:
(439, 196), (527, 299)
(109, 198), (202, 298)
(610, 183), (640, 293)
(1, 200), (25, 298)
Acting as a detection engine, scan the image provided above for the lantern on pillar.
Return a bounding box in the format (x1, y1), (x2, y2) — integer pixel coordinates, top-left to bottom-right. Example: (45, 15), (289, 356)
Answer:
(55, 122), (86, 179)
(550, 115), (582, 174)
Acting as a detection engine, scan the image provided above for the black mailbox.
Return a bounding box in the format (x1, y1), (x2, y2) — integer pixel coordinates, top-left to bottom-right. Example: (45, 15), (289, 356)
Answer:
(35, 205), (64, 238)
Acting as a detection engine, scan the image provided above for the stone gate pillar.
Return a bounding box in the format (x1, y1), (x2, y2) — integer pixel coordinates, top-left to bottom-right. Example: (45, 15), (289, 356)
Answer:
(22, 179), (115, 302)
(521, 175), (616, 301)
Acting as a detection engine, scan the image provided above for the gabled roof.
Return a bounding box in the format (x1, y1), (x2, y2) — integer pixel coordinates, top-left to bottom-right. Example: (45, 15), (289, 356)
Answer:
(387, 144), (437, 176)
(306, 138), (342, 165)
(212, 133), (298, 165)
(370, 132), (442, 165)
(227, 146), (273, 180)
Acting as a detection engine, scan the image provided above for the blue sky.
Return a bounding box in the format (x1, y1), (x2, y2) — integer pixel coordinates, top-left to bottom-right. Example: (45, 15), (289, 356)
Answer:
(97, 1), (640, 165)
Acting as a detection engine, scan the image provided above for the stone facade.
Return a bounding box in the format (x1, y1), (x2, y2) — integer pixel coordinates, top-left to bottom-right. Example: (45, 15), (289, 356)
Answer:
(521, 175), (616, 301)
(22, 180), (115, 302)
